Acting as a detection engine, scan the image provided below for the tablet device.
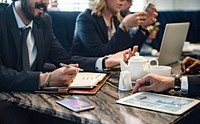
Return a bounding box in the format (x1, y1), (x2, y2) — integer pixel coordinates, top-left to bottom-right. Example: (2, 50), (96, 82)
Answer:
(116, 92), (199, 115)
(56, 97), (95, 112)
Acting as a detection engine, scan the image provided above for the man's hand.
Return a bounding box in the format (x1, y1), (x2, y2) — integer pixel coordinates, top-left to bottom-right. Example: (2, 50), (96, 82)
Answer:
(181, 56), (200, 74)
(40, 64), (79, 88)
(133, 74), (174, 93)
(105, 46), (138, 68)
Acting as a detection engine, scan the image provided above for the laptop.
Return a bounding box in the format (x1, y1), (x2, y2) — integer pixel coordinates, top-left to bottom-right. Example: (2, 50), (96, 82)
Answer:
(148, 22), (190, 65)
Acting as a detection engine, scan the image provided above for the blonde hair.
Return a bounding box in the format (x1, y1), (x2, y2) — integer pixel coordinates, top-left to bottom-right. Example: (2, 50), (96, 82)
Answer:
(90, 0), (122, 21)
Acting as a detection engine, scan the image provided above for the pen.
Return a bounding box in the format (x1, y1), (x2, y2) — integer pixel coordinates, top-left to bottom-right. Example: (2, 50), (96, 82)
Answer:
(59, 63), (84, 71)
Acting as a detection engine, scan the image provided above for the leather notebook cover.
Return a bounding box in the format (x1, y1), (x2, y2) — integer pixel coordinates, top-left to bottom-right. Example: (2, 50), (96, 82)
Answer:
(35, 73), (111, 95)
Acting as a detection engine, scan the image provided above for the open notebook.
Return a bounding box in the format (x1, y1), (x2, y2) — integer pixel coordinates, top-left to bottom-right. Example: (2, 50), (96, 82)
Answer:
(36, 72), (110, 94)
(69, 72), (107, 89)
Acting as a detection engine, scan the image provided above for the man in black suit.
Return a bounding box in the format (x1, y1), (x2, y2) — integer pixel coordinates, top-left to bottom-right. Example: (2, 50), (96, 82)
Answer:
(0, 0), (136, 123)
(133, 56), (200, 97)
(0, 0), (136, 92)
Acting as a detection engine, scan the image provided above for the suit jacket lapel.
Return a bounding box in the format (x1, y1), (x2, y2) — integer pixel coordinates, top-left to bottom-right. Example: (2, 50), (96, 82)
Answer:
(113, 17), (120, 31)
(32, 22), (44, 68)
(94, 15), (108, 43)
(6, 4), (22, 65)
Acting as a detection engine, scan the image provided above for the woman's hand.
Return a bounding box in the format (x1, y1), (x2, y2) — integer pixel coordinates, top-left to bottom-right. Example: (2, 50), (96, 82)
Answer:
(120, 12), (147, 31)
(105, 46), (138, 68)
(141, 5), (158, 28)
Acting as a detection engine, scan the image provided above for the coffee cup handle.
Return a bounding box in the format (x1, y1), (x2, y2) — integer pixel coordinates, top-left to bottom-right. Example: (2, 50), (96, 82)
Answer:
(149, 59), (159, 67)
(122, 74), (125, 89)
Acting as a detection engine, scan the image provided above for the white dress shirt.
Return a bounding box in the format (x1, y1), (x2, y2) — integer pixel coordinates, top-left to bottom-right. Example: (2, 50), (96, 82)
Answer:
(181, 76), (188, 94)
(13, 5), (37, 68)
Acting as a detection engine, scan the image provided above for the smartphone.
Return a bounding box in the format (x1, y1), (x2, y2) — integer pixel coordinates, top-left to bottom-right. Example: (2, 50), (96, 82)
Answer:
(56, 97), (95, 112)
(143, 2), (154, 14)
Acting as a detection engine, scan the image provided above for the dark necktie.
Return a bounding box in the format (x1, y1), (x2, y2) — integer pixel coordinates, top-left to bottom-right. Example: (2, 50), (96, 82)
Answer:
(21, 27), (31, 71)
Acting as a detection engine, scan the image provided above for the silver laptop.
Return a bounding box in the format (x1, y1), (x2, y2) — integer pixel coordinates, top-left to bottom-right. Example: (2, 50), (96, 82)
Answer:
(157, 22), (190, 65)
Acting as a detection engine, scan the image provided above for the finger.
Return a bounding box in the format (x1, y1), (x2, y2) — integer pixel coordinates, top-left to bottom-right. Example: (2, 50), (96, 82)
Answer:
(127, 48), (132, 59)
(133, 80), (141, 93)
(68, 72), (77, 78)
(138, 85), (152, 92)
(181, 56), (192, 71)
(181, 63), (186, 72)
(133, 45), (138, 51)
(123, 48), (131, 54)
(133, 75), (149, 92)
(64, 67), (78, 75)
(186, 63), (197, 72)
(182, 56), (192, 65)
(69, 63), (79, 68)
(133, 83), (141, 93)
(139, 14), (147, 20)
(138, 11), (147, 16)
(181, 60), (187, 71)
(132, 45), (138, 55)
(152, 12), (158, 17)
(64, 80), (73, 86)
(123, 51), (128, 62)
(136, 16), (140, 20)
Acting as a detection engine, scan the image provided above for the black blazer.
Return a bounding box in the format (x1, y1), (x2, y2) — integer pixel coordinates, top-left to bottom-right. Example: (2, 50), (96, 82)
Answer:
(70, 9), (148, 57)
(0, 4), (98, 92)
(187, 75), (200, 97)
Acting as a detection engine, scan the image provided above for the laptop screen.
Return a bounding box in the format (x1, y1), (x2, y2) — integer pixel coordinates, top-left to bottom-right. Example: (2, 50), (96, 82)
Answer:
(158, 22), (190, 65)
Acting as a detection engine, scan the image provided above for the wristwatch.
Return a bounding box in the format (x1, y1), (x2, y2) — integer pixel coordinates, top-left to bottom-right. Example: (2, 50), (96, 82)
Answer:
(174, 74), (181, 91)
(102, 57), (109, 71)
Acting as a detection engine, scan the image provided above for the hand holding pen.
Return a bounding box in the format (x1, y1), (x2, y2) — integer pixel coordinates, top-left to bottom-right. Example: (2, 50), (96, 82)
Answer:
(59, 63), (84, 72)
(41, 63), (81, 87)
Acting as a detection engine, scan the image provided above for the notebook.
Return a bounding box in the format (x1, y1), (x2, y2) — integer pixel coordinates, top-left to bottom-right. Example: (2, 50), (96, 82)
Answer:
(116, 92), (200, 115)
(146, 22), (190, 65)
(69, 72), (107, 89)
(35, 72), (110, 94)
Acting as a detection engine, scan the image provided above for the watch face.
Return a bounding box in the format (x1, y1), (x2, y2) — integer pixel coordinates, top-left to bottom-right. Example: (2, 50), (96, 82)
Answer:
(174, 75), (181, 91)
(174, 86), (181, 91)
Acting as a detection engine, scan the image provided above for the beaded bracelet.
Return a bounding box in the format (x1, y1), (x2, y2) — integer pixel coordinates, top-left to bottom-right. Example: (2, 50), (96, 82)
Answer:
(42, 72), (51, 87)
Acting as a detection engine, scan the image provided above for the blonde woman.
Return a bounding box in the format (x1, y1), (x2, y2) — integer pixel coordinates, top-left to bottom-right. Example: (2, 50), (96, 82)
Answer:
(70, 0), (157, 57)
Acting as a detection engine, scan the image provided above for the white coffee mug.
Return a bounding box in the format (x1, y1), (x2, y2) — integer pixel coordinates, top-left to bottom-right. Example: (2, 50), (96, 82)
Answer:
(150, 66), (172, 77)
(118, 71), (132, 91)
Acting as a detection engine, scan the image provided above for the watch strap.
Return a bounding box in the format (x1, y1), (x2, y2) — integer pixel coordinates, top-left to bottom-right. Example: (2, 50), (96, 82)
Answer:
(174, 74), (181, 91)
